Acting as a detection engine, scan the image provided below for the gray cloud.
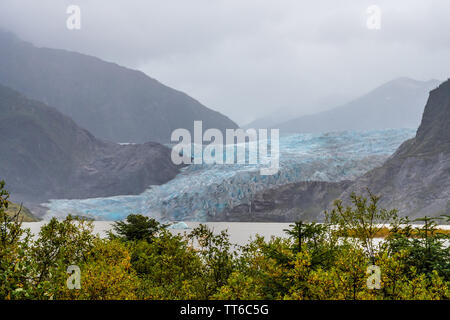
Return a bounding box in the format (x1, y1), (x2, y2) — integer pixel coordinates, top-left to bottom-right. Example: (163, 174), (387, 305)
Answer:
(1, 0), (449, 125)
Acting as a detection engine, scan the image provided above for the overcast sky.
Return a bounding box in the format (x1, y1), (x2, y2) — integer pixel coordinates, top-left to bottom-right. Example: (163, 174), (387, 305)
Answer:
(1, 0), (449, 125)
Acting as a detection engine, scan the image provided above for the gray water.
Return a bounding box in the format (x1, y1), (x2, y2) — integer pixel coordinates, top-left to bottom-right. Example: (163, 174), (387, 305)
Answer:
(22, 221), (450, 247)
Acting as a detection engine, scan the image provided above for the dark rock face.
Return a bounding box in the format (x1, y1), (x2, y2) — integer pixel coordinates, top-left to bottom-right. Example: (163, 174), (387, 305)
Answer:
(216, 181), (352, 222)
(0, 30), (238, 144)
(68, 141), (181, 199)
(342, 79), (450, 218)
(0, 85), (181, 212)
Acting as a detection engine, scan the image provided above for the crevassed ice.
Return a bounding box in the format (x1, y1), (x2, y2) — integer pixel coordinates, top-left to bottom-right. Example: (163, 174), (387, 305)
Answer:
(43, 129), (416, 221)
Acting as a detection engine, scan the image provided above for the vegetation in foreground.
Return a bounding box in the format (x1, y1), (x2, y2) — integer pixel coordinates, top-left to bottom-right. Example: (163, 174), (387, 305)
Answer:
(5, 202), (38, 222)
(0, 182), (38, 222)
(0, 181), (449, 300)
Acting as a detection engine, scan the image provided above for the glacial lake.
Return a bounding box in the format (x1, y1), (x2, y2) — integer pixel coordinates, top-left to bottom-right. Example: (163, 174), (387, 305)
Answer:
(22, 221), (450, 247)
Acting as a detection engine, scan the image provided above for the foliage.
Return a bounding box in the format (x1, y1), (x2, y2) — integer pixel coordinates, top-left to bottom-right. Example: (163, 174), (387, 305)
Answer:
(325, 190), (398, 261)
(0, 180), (34, 299)
(186, 224), (238, 299)
(110, 214), (166, 242)
(64, 239), (139, 300)
(383, 216), (450, 281)
(284, 221), (338, 269)
(0, 182), (449, 300)
(130, 231), (202, 299)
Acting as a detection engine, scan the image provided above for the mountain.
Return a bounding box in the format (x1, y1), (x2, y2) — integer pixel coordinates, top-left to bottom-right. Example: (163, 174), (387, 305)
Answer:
(0, 84), (182, 215)
(341, 79), (450, 218)
(216, 181), (352, 222)
(0, 30), (238, 143)
(219, 79), (450, 221)
(5, 201), (39, 222)
(276, 78), (441, 133)
(243, 111), (295, 129)
(243, 93), (350, 130)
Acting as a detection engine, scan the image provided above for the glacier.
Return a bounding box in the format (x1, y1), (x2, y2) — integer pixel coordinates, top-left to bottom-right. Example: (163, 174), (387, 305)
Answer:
(42, 129), (416, 221)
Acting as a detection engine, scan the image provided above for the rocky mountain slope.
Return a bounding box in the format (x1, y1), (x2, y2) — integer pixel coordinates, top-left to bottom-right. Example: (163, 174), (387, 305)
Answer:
(342, 79), (450, 218)
(216, 181), (351, 222)
(0, 30), (238, 143)
(276, 78), (440, 134)
(220, 79), (450, 221)
(5, 201), (38, 222)
(0, 85), (181, 215)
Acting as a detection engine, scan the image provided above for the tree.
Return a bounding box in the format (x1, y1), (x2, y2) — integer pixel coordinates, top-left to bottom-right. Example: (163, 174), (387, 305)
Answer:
(187, 224), (237, 298)
(212, 272), (264, 300)
(284, 221), (338, 269)
(59, 239), (139, 300)
(325, 190), (397, 261)
(110, 214), (166, 242)
(130, 231), (202, 299)
(29, 215), (96, 299)
(0, 180), (24, 247)
(0, 180), (34, 299)
(385, 216), (450, 281)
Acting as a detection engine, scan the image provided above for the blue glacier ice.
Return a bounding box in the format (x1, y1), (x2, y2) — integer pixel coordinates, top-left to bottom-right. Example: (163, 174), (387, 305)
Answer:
(42, 129), (416, 221)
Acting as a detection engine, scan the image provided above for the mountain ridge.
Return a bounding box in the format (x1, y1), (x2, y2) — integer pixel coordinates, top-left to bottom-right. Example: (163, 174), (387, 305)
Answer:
(0, 30), (238, 143)
(0, 84), (182, 216)
(274, 77), (441, 134)
(341, 79), (450, 218)
(219, 79), (450, 221)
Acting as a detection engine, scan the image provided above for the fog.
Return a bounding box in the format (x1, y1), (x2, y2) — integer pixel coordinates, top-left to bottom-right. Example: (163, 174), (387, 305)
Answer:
(1, 0), (450, 124)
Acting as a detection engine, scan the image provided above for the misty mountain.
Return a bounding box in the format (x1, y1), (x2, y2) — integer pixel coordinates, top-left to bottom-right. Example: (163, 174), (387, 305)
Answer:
(0, 30), (238, 143)
(243, 93), (350, 130)
(342, 78), (450, 218)
(243, 111), (295, 129)
(221, 79), (450, 221)
(275, 78), (441, 133)
(0, 84), (181, 214)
